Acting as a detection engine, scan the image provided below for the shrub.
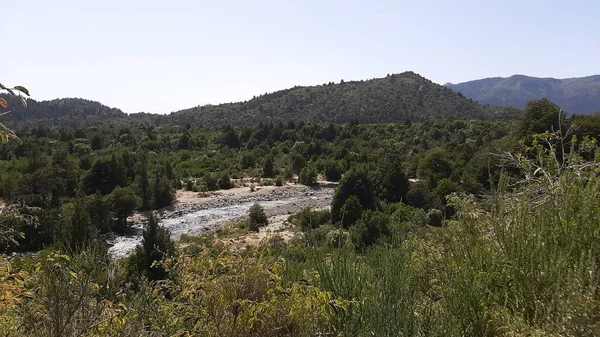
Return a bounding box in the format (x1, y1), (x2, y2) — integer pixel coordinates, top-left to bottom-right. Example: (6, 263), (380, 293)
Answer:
(299, 167), (318, 186)
(248, 203), (268, 232)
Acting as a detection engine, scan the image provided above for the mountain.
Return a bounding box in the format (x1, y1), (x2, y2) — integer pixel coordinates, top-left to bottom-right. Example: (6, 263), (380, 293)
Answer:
(445, 75), (600, 114)
(0, 95), (130, 128)
(169, 72), (520, 126)
(2, 72), (521, 128)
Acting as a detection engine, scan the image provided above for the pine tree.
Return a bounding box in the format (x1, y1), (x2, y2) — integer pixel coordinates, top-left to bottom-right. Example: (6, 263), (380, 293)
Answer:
(130, 213), (175, 281)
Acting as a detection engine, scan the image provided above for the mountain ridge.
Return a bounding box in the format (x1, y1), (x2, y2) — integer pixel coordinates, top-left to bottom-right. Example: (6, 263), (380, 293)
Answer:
(446, 74), (600, 114)
(3, 72), (522, 128)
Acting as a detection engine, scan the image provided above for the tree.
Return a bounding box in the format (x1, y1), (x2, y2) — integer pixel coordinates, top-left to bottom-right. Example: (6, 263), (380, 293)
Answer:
(417, 148), (453, 189)
(519, 98), (565, 136)
(90, 134), (104, 150)
(331, 169), (376, 223)
(350, 210), (390, 249)
(87, 191), (113, 234)
(153, 170), (174, 209)
(82, 156), (127, 195)
(218, 125), (241, 149)
(378, 162), (409, 203)
(262, 157), (275, 178)
(340, 195), (363, 228)
(299, 166), (318, 186)
(130, 213), (175, 281)
(178, 133), (191, 150)
(218, 173), (232, 190)
(323, 160), (344, 182)
(248, 202), (268, 232)
(65, 197), (94, 253)
(110, 186), (138, 232)
(136, 159), (151, 210)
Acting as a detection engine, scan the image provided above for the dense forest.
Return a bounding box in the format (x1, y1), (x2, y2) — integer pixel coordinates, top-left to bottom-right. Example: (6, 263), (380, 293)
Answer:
(1, 79), (600, 336)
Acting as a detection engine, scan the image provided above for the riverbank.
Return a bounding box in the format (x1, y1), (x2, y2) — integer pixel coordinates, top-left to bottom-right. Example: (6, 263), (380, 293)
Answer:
(107, 183), (335, 257)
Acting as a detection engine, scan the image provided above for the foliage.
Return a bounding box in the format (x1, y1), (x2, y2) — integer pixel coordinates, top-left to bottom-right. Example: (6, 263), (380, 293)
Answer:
(248, 202), (268, 232)
(298, 166), (318, 186)
(331, 169), (376, 223)
(129, 213), (175, 281)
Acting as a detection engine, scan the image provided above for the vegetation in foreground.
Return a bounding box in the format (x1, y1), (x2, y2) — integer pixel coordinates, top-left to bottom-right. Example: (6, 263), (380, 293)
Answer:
(0, 98), (599, 336)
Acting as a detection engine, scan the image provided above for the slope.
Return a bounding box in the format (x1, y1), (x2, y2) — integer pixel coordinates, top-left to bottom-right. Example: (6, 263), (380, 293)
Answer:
(446, 75), (600, 114)
(170, 72), (520, 126)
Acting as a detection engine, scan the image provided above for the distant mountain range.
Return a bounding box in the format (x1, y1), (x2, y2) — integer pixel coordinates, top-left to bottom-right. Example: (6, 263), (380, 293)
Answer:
(445, 75), (600, 115)
(4, 72), (523, 128)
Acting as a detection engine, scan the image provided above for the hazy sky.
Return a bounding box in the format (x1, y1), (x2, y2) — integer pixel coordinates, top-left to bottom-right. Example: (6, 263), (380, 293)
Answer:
(2, 0), (599, 114)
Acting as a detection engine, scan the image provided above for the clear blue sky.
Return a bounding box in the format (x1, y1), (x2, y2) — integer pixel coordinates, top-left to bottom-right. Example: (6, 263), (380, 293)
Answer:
(2, 0), (599, 114)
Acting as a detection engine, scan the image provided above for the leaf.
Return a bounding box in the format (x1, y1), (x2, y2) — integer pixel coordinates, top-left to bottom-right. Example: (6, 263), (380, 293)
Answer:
(0, 83), (5, 90)
(19, 96), (27, 107)
(0, 98), (7, 109)
(13, 86), (30, 96)
(4, 88), (15, 96)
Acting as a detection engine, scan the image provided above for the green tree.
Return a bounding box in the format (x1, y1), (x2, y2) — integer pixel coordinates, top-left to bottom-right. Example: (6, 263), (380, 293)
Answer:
(218, 125), (241, 149)
(378, 162), (409, 203)
(110, 186), (138, 232)
(323, 160), (344, 182)
(417, 148), (453, 189)
(65, 197), (94, 253)
(350, 210), (390, 249)
(153, 170), (174, 209)
(331, 169), (376, 223)
(519, 98), (565, 136)
(262, 157), (275, 178)
(340, 195), (363, 228)
(248, 202), (268, 232)
(178, 133), (191, 150)
(299, 166), (318, 186)
(130, 213), (175, 281)
(136, 159), (151, 210)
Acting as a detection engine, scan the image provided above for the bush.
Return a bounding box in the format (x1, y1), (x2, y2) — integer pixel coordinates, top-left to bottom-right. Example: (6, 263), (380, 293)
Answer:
(323, 160), (344, 182)
(290, 207), (332, 231)
(248, 202), (268, 232)
(339, 195), (362, 228)
(299, 167), (318, 186)
(427, 208), (444, 227)
(218, 173), (232, 190)
(275, 177), (283, 186)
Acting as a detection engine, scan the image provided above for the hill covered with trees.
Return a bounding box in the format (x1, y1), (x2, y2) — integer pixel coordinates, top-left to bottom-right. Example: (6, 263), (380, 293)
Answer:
(0, 95), (131, 128)
(168, 72), (520, 125)
(446, 74), (600, 114)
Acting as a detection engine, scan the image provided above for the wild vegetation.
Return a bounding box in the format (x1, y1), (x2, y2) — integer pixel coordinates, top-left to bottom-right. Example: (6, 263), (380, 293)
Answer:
(1, 85), (600, 336)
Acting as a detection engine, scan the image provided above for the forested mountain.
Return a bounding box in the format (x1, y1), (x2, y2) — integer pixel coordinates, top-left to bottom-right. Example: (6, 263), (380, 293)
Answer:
(0, 95), (129, 128)
(446, 74), (600, 114)
(169, 72), (520, 125)
(3, 72), (520, 128)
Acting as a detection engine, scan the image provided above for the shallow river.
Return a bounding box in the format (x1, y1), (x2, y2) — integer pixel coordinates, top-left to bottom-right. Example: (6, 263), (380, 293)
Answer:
(107, 188), (333, 257)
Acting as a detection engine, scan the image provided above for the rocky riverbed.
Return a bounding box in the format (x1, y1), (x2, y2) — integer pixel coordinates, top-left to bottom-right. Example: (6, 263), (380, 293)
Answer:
(106, 184), (335, 257)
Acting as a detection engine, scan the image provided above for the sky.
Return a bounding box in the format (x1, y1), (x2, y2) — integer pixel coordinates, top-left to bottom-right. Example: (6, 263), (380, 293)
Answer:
(1, 0), (599, 114)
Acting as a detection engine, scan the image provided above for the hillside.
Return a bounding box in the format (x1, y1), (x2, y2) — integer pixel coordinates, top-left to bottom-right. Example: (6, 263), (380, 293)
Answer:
(0, 95), (129, 128)
(445, 75), (600, 114)
(170, 72), (520, 125)
(1, 72), (521, 128)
